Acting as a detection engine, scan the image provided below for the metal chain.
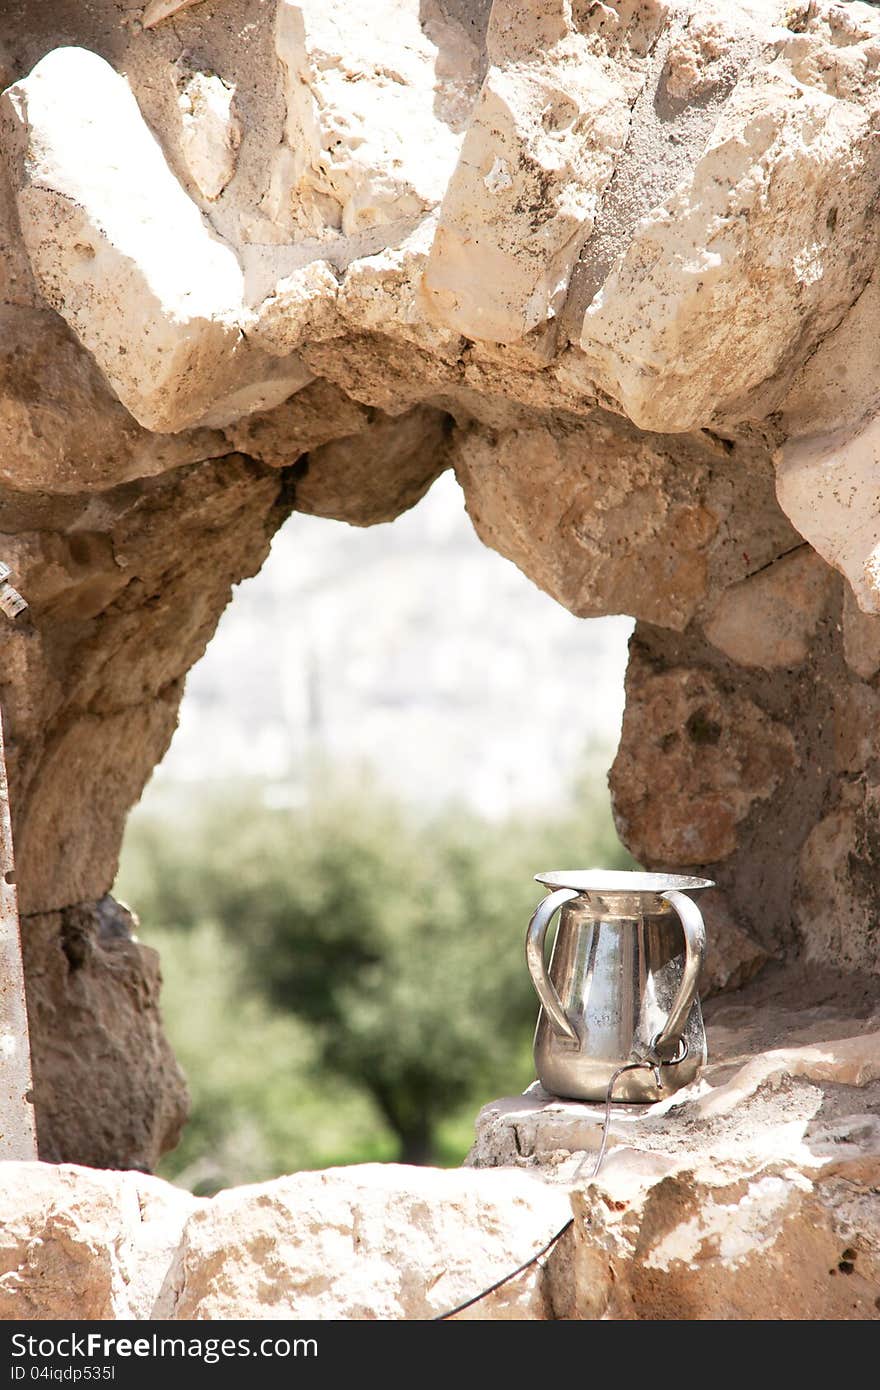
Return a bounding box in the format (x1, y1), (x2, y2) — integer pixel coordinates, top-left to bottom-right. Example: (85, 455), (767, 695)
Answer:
(433, 1042), (689, 1321)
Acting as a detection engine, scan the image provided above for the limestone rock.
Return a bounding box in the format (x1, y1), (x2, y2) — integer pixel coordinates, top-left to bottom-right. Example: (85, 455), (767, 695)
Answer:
(578, 4), (880, 431)
(0, 1162), (199, 1320)
(1, 981), (878, 1320)
(0, 47), (309, 433)
(423, 0), (669, 344)
(2, 453), (287, 919)
(610, 651), (797, 865)
(452, 415), (717, 628)
(702, 546), (834, 669)
(842, 584), (880, 681)
(223, 378), (371, 468)
(832, 683), (880, 776)
(293, 406), (451, 526)
(0, 307), (229, 494)
(662, 3), (741, 102)
(267, 0), (462, 238)
(159, 1164), (569, 1320)
(776, 416), (880, 615)
(175, 67), (241, 202)
(778, 272), (880, 441)
(252, 261), (340, 357)
(568, 1157), (880, 1320)
(340, 218), (463, 358)
(22, 898), (189, 1171)
(794, 781), (880, 974)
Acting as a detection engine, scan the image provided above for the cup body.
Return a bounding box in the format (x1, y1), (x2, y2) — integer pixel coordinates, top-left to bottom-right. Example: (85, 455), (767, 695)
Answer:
(530, 872), (710, 1103)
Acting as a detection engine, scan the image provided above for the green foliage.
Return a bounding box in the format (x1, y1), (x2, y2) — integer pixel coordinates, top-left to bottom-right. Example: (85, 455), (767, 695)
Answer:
(117, 757), (632, 1184)
(142, 921), (390, 1194)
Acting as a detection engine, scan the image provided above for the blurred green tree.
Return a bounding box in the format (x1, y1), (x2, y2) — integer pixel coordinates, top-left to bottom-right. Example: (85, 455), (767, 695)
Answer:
(119, 759), (631, 1168)
(140, 920), (390, 1193)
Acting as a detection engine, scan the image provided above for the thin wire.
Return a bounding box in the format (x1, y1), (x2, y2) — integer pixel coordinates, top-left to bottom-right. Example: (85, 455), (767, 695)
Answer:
(571, 1059), (657, 1184)
(433, 1058), (658, 1321)
(431, 1217), (575, 1320)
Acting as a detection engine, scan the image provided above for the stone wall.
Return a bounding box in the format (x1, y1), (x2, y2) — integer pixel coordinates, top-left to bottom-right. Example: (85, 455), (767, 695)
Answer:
(3, 982), (879, 1318)
(0, 0), (879, 1173)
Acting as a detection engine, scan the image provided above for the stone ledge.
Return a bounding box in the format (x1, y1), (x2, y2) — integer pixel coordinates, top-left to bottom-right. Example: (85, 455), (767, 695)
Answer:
(0, 968), (877, 1320)
(470, 967), (880, 1187)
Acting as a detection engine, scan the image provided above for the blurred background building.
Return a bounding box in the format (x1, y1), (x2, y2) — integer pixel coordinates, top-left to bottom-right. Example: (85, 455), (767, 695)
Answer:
(149, 471), (633, 816)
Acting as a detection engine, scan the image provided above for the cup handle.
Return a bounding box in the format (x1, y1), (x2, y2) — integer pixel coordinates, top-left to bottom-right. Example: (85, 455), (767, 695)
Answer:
(653, 889), (707, 1061)
(526, 887), (579, 1042)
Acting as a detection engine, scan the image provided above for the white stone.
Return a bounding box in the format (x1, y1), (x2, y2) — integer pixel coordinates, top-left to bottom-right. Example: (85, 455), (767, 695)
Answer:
(423, 0), (669, 344)
(176, 69), (241, 202)
(579, 29), (880, 431)
(0, 1164), (199, 1320)
(268, 0), (461, 238)
(159, 1164), (570, 1320)
(252, 260), (339, 356)
(3, 988), (880, 1320)
(0, 47), (309, 433)
(775, 415), (880, 614)
(339, 217), (462, 356)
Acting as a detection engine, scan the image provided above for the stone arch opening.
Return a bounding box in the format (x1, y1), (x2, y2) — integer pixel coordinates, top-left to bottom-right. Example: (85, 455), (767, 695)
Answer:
(111, 469), (633, 1184)
(1, 0), (879, 1196)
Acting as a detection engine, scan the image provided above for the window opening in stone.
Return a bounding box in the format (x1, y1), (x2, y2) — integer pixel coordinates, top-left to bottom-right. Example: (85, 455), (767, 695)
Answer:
(115, 472), (633, 1195)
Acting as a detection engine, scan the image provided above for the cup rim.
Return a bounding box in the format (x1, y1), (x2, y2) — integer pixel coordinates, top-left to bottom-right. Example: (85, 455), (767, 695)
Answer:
(534, 869), (715, 894)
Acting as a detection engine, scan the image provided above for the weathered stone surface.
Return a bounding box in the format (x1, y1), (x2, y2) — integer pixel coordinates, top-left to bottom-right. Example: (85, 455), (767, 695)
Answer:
(159, 1164), (569, 1320)
(268, 0), (463, 240)
(698, 888), (772, 996)
(340, 218), (463, 358)
(1, 47), (310, 434)
(777, 271), (880, 443)
(453, 416), (713, 626)
(251, 261), (340, 357)
(610, 650), (797, 865)
(4, 1), (880, 443)
(2, 454), (288, 919)
(842, 584), (880, 681)
(223, 378), (371, 468)
(0, 1162), (199, 1320)
(702, 547), (834, 670)
(776, 415), (880, 616)
(1, 980), (878, 1320)
(579, 8), (880, 432)
(22, 898), (188, 1172)
(175, 66), (242, 202)
(293, 406), (451, 526)
(0, 307), (229, 494)
(423, 0), (669, 344)
(831, 682), (880, 776)
(1, 0), (880, 1188)
(794, 781), (880, 975)
(564, 1155), (880, 1321)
